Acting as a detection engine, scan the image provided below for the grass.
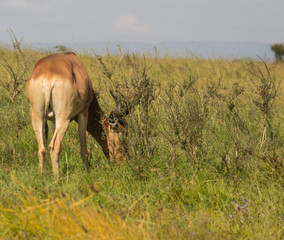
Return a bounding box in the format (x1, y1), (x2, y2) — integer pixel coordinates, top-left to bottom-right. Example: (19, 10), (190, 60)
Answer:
(0, 45), (283, 239)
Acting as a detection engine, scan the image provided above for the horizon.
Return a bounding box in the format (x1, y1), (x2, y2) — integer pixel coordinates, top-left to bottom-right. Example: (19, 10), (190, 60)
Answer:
(0, 38), (275, 60)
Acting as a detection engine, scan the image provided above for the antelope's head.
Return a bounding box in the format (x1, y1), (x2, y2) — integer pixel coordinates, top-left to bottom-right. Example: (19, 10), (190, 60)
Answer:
(106, 91), (130, 162)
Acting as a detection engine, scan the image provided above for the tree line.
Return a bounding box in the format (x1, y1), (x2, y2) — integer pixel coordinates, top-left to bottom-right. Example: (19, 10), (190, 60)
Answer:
(271, 43), (284, 62)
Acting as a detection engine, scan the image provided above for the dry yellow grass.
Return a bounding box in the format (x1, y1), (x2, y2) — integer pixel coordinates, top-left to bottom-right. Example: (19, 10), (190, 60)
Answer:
(0, 176), (154, 240)
(1, 196), (154, 239)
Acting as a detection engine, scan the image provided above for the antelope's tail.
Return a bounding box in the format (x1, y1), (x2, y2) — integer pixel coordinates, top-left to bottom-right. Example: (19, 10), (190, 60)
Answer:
(43, 80), (53, 141)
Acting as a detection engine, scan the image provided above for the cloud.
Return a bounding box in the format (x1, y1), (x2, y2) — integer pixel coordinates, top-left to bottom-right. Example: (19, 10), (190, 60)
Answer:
(0, 0), (29, 9)
(113, 15), (153, 34)
(10, 0), (29, 7)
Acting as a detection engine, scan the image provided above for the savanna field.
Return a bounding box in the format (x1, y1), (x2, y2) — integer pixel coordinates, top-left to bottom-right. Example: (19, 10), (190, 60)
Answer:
(0, 41), (283, 239)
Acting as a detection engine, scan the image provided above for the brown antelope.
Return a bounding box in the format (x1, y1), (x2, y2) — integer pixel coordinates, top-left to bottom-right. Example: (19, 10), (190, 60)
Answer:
(26, 52), (128, 177)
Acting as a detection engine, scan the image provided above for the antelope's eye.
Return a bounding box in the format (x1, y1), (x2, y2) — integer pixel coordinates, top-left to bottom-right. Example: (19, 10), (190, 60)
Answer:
(108, 113), (115, 123)
(108, 112), (119, 131)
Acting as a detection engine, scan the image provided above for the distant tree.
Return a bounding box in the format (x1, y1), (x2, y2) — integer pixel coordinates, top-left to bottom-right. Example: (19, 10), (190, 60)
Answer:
(270, 43), (284, 62)
(54, 45), (68, 52)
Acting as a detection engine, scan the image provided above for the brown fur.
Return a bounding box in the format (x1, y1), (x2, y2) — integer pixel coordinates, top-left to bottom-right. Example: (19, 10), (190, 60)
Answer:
(26, 52), (125, 177)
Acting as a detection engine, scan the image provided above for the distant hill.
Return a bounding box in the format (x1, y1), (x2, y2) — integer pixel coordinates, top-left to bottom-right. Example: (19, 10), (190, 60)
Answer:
(22, 40), (274, 60)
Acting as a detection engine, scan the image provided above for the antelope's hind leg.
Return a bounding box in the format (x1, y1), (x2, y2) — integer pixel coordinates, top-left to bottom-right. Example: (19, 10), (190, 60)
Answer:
(49, 118), (70, 177)
(31, 110), (46, 173)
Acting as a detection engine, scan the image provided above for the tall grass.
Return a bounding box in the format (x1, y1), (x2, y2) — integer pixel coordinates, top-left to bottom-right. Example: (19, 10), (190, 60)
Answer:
(0, 44), (283, 239)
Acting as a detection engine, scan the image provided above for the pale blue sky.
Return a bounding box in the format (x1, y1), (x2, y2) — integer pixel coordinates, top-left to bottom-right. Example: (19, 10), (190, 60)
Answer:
(0, 0), (283, 44)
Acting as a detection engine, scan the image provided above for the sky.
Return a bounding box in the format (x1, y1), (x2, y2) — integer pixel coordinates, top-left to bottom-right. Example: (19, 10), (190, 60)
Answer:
(0, 0), (283, 45)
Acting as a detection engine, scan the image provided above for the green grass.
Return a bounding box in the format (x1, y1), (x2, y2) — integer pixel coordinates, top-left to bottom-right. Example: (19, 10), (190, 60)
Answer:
(0, 47), (283, 239)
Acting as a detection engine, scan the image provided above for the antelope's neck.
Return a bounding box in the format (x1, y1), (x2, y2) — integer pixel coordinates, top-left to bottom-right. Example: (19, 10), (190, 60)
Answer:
(86, 94), (110, 159)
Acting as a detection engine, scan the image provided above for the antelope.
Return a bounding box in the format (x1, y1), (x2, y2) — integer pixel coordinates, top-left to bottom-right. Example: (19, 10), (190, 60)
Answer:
(26, 52), (128, 177)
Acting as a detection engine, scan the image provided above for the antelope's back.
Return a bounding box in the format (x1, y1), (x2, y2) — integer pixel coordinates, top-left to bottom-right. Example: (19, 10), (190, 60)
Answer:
(26, 52), (95, 113)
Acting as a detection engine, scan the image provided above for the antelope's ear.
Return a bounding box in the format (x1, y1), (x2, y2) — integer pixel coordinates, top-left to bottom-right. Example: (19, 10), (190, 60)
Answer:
(107, 110), (128, 133)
